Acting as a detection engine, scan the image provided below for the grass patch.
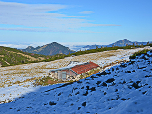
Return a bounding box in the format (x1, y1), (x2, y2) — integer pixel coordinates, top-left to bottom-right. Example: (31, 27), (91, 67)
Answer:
(34, 76), (57, 86)
(129, 49), (150, 59)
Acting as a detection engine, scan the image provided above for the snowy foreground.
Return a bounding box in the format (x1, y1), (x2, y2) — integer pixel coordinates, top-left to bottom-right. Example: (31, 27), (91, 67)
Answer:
(0, 50), (152, 114)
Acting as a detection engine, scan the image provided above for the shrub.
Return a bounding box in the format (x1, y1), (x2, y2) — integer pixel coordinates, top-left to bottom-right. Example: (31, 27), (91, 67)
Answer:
(129, 49), (150, 59)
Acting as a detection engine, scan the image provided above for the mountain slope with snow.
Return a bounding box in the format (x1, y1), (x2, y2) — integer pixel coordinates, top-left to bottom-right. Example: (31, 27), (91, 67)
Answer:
(0, 50), (152, 114)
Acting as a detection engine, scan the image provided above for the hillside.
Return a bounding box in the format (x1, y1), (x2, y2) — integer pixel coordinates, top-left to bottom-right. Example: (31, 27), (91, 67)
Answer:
(21, 42), (75, 56)
(0, 46), (47, 67)
(0, 49), (152, 113)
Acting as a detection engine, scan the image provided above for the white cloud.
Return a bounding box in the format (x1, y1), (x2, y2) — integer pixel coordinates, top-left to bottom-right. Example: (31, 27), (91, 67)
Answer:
(60, 42), (111, 51)
(79, 11), (94, 14)
(0, 1), (120, 33)
(0, 27), (105, 33)
(60, 42), (111, 46)
(0, 41), (48, 49)
(0, 41), (112, 50)
(0, 44), (28, 49)
(0, 1), (66, 12)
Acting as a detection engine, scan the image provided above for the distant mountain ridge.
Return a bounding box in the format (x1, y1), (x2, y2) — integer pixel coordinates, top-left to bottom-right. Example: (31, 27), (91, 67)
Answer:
(21, 39), (150, 54)
(21, 42), (75, 56)
(83, 39), (150, 50)
(108, 39), (148, 47)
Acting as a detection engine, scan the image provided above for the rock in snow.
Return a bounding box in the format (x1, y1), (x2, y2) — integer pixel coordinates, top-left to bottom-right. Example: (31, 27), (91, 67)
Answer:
(0, 50), (152, 114)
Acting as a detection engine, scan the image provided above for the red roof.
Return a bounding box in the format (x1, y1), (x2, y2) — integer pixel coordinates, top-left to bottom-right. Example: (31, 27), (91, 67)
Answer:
(71, 62), (99, 74)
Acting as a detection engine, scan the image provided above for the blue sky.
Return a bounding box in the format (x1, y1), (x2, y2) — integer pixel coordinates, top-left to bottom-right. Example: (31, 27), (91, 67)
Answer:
(0, 0), (152, 49)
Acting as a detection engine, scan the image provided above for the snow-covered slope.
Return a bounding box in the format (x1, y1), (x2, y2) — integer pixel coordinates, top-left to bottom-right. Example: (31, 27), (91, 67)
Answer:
(0, 50), (152, 114)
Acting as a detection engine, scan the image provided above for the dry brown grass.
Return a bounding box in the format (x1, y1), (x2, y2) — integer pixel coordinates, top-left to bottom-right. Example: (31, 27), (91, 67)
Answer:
(0, 55), (4, 57)
(7, 50), (45, 61)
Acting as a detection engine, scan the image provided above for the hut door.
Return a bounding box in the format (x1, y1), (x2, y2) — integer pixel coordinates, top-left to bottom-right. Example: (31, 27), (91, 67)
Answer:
(58, 71), (62, 80)
(62, 71), (66, 80)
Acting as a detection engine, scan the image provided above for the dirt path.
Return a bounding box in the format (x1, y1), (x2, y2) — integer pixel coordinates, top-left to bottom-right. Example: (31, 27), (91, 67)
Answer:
(2, 58), (10, 65)
(0, 55), (4, 57)
(7, 51), (45, 61)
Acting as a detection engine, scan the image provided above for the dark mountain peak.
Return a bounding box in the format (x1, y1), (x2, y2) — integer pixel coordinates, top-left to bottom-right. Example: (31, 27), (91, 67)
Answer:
(26, 46), (34, 49)
(35, 46), (41, 50)
(46, 42), (62, 47)
(123, 39), (129, 41)
(36, 46), (41, 48)
(116, 39), (131, 43)
(111, 39), (133, 46)
(52, 42), (58, 44)
(22, 42), (75, 56)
